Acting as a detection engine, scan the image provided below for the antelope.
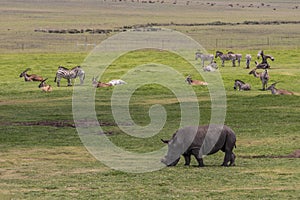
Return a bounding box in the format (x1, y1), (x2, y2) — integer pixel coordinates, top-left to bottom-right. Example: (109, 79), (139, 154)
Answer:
(108, 79), (127, 86)
(185, 75), (208, 86)
(38, 78), (52, 92)
(19, 68), (43, 82)
(92, 77), (112, 88)
(249, 68), (269, 90)
(92, 77), (127, 88)
(267, 82), (294, 95)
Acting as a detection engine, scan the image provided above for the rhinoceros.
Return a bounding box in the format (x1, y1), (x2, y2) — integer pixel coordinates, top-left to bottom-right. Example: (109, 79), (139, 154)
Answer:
(161, 125), (236, 167)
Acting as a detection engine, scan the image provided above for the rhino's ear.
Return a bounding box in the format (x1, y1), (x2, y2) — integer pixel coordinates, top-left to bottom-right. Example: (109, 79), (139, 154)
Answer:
(161, 139), (169, 144)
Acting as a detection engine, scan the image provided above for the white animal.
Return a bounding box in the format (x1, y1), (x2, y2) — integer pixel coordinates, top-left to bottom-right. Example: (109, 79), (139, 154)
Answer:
(108, 79), (127, 86)
(203, 62), (218, 72)
(195, 52), (214, 66)
(245, 54), (252, 69)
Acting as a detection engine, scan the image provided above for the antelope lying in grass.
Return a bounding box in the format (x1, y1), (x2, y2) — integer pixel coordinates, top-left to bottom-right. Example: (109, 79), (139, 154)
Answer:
(19, 68), (43, 81)
(249, 68), (269, 90)
(92, 77), (127, 88)
(185, 75), (208, 86)
(92, 77), (111, 88)
(267, 82), (294, 95)
(38, 78), (52, 92)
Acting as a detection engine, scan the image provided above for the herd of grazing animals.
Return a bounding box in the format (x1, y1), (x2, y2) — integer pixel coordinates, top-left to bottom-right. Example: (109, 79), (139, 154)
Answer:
(19, 50), (293, 96)
(195, 50), (294, 95)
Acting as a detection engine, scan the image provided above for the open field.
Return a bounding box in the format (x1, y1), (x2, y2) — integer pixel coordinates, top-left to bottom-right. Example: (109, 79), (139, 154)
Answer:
(0, 0), (300, 199)
(0, 0), (300, 52)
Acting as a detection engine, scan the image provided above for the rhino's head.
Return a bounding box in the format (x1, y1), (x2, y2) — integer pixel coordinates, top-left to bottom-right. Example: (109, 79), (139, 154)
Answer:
(161, 127), (198, 167)
(160, 138), (181, 166)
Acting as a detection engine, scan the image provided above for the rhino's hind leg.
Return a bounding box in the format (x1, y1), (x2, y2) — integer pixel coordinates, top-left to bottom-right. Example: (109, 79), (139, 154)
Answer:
(221, 151), (232, 167)
(196, 157), (204, 167)
(229, 153), (236, 166)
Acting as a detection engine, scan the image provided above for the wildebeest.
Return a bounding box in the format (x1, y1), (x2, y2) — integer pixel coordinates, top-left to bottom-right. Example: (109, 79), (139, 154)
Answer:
(19, 68), (43, 82)
(234, 79), (251, 91)
(161, 125), (236, 167)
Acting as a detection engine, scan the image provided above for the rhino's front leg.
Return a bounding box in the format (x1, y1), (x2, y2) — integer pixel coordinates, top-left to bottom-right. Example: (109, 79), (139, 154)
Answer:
(192, 149), (204, 167)
(183, 153), (191, 166)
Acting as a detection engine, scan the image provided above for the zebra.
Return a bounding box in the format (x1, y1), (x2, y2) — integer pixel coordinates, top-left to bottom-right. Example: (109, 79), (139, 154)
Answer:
(54, 65), (85, 87)
(256, 50), (274, 69)
(215, 51), (236, 67)
(195, 51), (214, 66)
(245, 54), (252, 69)
(228, 51), (242, 67)
(233, 79), (251, 91)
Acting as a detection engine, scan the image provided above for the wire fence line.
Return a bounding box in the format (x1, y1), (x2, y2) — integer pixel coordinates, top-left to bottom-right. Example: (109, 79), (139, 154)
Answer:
(3, 32), (300, 53)
(194, 36), (300, 50)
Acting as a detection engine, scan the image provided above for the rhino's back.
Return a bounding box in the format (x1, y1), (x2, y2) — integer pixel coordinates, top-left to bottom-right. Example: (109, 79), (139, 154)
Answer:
(188, 125), (234, 153)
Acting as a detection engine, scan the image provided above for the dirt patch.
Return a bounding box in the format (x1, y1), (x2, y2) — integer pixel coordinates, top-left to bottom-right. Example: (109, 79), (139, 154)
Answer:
(286, 149), (300, 158)
(241, 149), (300, 159)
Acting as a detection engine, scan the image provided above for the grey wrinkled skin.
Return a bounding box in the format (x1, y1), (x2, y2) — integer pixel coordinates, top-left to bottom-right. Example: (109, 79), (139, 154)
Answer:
(161, 125), (236, 167)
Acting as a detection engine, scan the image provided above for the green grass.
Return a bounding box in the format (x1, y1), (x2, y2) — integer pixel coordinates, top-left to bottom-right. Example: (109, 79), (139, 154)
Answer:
(1, 49), (300, 199)
(0, 0), (300, 199)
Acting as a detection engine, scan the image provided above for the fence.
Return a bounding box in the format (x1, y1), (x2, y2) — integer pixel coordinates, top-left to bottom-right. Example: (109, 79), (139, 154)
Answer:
(193, 35), (300, 50)
(2, 33), (300, 53)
